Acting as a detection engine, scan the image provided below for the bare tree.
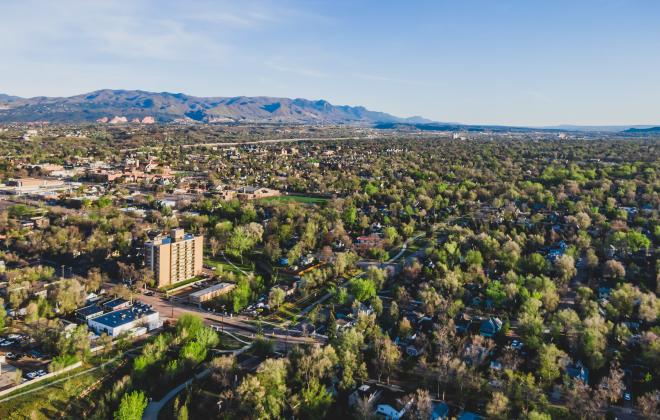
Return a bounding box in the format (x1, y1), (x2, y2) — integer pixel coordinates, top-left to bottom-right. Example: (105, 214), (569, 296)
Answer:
(353, 396), (375, 420)
(637, 390), (660, 420)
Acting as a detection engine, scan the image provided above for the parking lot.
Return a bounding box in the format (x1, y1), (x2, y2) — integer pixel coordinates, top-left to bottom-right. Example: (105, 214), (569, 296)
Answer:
(0, 334), (51, 388)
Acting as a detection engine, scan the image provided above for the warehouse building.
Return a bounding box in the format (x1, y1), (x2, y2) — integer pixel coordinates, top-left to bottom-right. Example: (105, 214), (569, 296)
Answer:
(188, 282), (235, 304)
(87, 304), (160, 337)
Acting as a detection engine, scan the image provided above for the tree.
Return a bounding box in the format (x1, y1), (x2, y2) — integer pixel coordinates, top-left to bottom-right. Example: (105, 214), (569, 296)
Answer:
(176, 314), (205, 342)
(366, 266), (387, 290)
(353, 395), (375, 420)
(604, 259), (625, 280)
(211, 355), (236, 388)
(520, 253), (549, 276)
(518, 298), (544, 349)
(419, 283), (441, 315)
(85, 268), (104, 292)
(268, 287), (286, 309)
(581, 314), (611, 370)
(176, 403), (188, 420)
(554, 254), (577, 286)
(342, 205), (357, 227)
(373, 335), (400, 384)
(527, 410), (552, 420)
(237, 358), (288, 419)
(537, 344), (568, 386)
(637, 390), (660, 420)
(98, 333), (113, 357)
(565, 377), (604, 419)
(465, 249), (484, 268)
(54, 278), (85, 314)
(585, 248), (599, 270)
(609, 283), (640, 318)
(639, 292), (660, 323)
(293, 345), (338, 385)
(486, 391), (509, 419)
(408, 388), (433, 419)
(336, 329), (368, 390)
(209, 237), (221, 257)
(114, 390), (148, 420)
(0, 298), (6, 333)
(349, 277), (376, 303)
(298, 378), (333, 419)
(597, 361), (625, 405)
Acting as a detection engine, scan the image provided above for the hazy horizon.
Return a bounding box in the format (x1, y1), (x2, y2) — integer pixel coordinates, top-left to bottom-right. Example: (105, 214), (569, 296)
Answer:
(1, 0), (659, 126)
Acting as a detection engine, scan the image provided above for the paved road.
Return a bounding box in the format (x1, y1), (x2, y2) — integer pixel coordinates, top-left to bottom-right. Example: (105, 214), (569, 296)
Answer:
(142, 345), (253, 420)
(136, 291), (322, 347)
(388, 233), (425, 263)
(142, 368), (211, 420)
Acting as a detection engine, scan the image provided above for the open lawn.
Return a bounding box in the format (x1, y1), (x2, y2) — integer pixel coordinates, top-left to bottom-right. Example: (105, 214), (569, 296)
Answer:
(257, 195), (329, 205)
(0, 364), (109, 419)
(204, 256), (254, 276)
(159, 276), (203, 292)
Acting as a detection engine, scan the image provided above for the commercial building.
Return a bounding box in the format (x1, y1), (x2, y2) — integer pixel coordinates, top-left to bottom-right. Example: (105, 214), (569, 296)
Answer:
(87, 305), (160, 337)
(188, 282), (235, 304)
(0, 177), (77, 196)
(236, 186), (280, 200)
(103, 298), (131, 312)
(144, 228), (204, 288)
(75, 304), (104, 321)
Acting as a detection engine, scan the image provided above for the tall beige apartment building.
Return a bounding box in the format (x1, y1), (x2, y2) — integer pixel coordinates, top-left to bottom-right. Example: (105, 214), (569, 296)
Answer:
(144, 228), (204, 288)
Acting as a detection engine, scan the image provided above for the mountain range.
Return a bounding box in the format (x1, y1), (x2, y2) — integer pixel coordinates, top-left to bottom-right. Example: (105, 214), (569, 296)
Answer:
(0, 89), (431, 125)
(1, 90), (658, 133)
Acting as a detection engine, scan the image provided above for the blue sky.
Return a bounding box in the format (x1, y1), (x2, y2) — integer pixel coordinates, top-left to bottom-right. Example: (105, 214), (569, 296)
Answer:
(1, 0), (659, 125)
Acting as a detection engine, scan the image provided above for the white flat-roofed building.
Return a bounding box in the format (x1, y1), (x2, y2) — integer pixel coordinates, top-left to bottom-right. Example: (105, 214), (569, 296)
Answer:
(87, 304), (160, 337)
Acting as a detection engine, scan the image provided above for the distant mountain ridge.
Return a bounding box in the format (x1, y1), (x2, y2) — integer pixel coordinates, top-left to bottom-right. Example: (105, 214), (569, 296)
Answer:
(0, 89), (431, 124)
(623, 126), (660, 133)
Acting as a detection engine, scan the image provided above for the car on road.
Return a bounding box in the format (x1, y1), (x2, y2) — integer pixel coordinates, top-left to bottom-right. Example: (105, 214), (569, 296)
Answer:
(511, 339), (524, 350)
(623, 392), (631, 401)
(144, 291), (154, 296)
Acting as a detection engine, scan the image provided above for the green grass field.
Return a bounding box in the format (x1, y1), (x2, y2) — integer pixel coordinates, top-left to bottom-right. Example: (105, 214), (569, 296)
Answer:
(0, 365), (107, 419)
(257, 195), (329, 205)
(159, 276), (204, 292)
(204, 256), (254, 276)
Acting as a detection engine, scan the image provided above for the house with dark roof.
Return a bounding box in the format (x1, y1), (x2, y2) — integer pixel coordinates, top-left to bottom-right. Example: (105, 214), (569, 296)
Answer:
(431, 401), (449, 420)
(479, 317), (503, 337)
(566, 361), (589, 384)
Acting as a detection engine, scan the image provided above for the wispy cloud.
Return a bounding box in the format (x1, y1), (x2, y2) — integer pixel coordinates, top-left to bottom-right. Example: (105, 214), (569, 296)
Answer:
(351, 72), (442, 87)
(267, 62), (328, 78)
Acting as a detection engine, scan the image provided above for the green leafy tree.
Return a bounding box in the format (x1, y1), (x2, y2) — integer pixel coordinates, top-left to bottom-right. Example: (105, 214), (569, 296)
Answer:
(298, 378), (333, 418)
(237, 358), (288, 419)
(268, 287), (286, 309)
(349, 277), (376, 302)
(537, 344), (568, 386)
(114, 390), (148, 420)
